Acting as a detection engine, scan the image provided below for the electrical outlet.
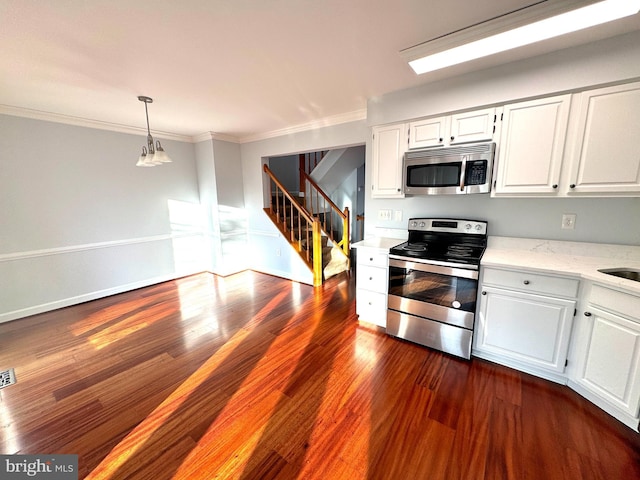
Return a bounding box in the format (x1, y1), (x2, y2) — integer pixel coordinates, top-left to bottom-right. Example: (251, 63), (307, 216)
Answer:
(562, 213), (576, 230)
(378, 209), (392, 220)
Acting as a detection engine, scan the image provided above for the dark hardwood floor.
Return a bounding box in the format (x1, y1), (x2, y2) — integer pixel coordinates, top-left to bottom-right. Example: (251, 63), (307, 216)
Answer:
(0, 271), (638, 479)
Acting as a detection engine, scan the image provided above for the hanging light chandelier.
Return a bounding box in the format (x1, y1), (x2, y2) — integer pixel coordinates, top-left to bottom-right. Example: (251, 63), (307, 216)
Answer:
(136, 96), (172, 167)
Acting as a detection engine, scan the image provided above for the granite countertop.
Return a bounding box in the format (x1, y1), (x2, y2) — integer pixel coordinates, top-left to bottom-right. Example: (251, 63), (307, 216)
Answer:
(483, 237), (640, 295)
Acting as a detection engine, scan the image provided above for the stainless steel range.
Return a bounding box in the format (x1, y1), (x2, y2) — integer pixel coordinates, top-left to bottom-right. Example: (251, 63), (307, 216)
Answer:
(387, 218), (487, 359)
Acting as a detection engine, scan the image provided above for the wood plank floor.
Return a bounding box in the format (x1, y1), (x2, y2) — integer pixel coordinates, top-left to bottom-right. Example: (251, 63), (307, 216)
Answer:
(1, 271), (638, 479)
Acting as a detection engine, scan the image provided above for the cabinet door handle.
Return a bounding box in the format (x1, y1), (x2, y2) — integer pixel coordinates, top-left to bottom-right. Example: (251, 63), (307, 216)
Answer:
(450, 136), (455, 141)
(369, 258), (373, 261)
(584, 311), (592, 317)
(369, 277), (373, 281)
(570, 184), (576, 189)
(482, 291), (487, 295)
(523, 280), (530, 285)
(439, 137), (443, 142)
(552, 184), (558, 189)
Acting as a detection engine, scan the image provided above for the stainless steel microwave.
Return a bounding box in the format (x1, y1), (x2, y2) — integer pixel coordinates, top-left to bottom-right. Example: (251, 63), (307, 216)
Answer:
(403, 142), (495, 195)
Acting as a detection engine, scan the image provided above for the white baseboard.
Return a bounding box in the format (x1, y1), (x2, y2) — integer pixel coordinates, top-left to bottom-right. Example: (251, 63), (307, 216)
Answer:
(0, 269), (203, 324)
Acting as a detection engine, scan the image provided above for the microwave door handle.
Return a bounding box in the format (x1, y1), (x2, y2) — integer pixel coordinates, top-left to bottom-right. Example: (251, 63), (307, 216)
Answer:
(459, 156), (467, 192)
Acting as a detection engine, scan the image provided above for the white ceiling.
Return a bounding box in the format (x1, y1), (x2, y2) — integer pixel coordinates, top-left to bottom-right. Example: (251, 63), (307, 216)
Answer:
(1, 0), (639, 141)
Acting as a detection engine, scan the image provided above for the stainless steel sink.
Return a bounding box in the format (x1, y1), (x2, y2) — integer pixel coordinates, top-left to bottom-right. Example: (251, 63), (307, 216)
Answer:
(598, 268), (640, 282)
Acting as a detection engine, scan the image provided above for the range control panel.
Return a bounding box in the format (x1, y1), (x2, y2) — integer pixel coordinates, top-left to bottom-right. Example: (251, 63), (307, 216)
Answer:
(408, 218), (487, 235)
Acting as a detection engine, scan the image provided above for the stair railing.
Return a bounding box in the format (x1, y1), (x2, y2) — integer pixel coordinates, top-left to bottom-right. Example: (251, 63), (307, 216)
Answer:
(300, 170), (350, 260)
(263, 164), (323, 286)
(299, 151), (327, 198)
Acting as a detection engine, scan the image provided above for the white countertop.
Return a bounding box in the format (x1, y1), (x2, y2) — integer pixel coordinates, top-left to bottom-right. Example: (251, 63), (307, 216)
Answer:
(352, 237), (403, 250)
(483, 237), (640, 295)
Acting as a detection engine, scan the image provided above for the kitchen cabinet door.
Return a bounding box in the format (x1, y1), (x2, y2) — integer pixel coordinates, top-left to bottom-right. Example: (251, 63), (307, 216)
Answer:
(566, 82), (640, 195)
(408, 116), (447, 149)
(371, 123), (406, 198)
(573, 306), (640, 418)
(493, 94), (571, 195)
(476, 286), (575, 373)
(408, 108), (496, 149)
(355, 246), (389, 328)
(449, 107), (497, 145)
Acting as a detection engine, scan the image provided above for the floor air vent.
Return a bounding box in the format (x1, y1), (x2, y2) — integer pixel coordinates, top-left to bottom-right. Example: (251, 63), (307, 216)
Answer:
(0, 368), (16, 389)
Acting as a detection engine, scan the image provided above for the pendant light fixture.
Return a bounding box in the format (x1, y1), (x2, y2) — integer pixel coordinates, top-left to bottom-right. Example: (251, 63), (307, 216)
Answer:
(136, 96), (172, 167)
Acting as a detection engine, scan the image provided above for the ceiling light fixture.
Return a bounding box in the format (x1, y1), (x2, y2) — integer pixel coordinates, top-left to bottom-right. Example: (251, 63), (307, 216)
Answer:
(136, 96), (172, 167)
(402, 0), (640, 75)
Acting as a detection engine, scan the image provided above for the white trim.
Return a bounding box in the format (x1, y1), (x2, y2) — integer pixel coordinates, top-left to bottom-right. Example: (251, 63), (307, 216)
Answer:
(472, 350), (569, 385)
(192, 131), (241, 144)
(0, 232), (203, 263)
(568, 380), (640, 431)
(239, 109), (368, 143)
(0, 104), (193, 143)
(248, 229), (280, 238)
(0, 271), (204, 324)
(1, 104), (366, 145)
(250, 265), (314, 286)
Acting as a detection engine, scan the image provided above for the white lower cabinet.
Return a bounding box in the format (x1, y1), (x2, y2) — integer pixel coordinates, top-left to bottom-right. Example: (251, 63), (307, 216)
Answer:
(355, 247), (389, 328)
(474, 267), (578, 382)
(568, 283), (640, 430)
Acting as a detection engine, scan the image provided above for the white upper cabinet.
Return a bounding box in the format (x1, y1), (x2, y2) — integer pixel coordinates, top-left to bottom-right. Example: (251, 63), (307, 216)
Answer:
(493, 94), (571, 196)
(449, 108), (498, 145)
(408, 107), (497, 149)
(408, 116), (447, 149)
(565, 82), (640, 195)
(371, 123), (406, 198)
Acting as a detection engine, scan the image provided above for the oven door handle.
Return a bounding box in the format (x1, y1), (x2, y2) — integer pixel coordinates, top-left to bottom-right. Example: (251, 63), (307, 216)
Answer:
(389, 258), (479, 280)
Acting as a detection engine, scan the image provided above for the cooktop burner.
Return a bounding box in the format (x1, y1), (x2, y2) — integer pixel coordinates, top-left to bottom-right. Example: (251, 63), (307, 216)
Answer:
(401, 243), (427, 252)
(389, 218), (487, 266)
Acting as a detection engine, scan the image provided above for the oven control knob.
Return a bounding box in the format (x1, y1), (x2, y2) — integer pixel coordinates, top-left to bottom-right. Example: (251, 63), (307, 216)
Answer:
(419, 222), (426, 227)
(465, 223), (472, 231)
(475, 224), (483, 231)
(410, 221), (418, 228)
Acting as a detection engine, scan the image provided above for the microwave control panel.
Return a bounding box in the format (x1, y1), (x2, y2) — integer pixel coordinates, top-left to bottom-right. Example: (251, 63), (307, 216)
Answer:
(465, 160), (488, 185)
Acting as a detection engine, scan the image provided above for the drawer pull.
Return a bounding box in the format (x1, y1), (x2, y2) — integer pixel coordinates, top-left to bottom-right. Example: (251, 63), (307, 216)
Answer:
(523, 280), (530, 285)
(369, 257), (374, 261)
(584, 311), (592, 317)
(369, 277), (373, 281)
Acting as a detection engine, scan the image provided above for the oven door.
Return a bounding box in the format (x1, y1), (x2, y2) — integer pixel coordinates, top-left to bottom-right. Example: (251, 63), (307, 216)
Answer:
(387, 258), (478, 329)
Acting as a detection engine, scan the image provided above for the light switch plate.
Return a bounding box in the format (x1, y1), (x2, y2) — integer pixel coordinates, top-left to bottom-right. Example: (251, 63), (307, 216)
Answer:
(378, 209), (392, 220)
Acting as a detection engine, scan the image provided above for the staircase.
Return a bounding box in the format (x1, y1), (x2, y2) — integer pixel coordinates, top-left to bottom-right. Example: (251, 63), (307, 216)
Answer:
(263, 164), (350, 287)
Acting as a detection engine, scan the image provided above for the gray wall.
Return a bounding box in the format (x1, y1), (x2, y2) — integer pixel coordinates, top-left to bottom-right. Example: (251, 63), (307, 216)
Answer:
(365, 31), (640, 246)
(0, 114), (203, 322)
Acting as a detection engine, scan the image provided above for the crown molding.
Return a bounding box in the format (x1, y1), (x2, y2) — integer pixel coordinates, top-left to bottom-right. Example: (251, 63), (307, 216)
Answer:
(192, 131), (241, 144)
(0, 104), (193, 143)
(239, 109), (368, 143)
(1, 104), (368, 145)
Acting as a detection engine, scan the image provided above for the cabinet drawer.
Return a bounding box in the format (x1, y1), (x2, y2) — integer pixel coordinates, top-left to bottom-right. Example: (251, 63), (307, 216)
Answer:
(482, 267), (579, 298)
(356, 289), (387, 327)
(357, 249), (388, 268)
(589, 284), (640, 321)
(357, 265), (387, 293)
